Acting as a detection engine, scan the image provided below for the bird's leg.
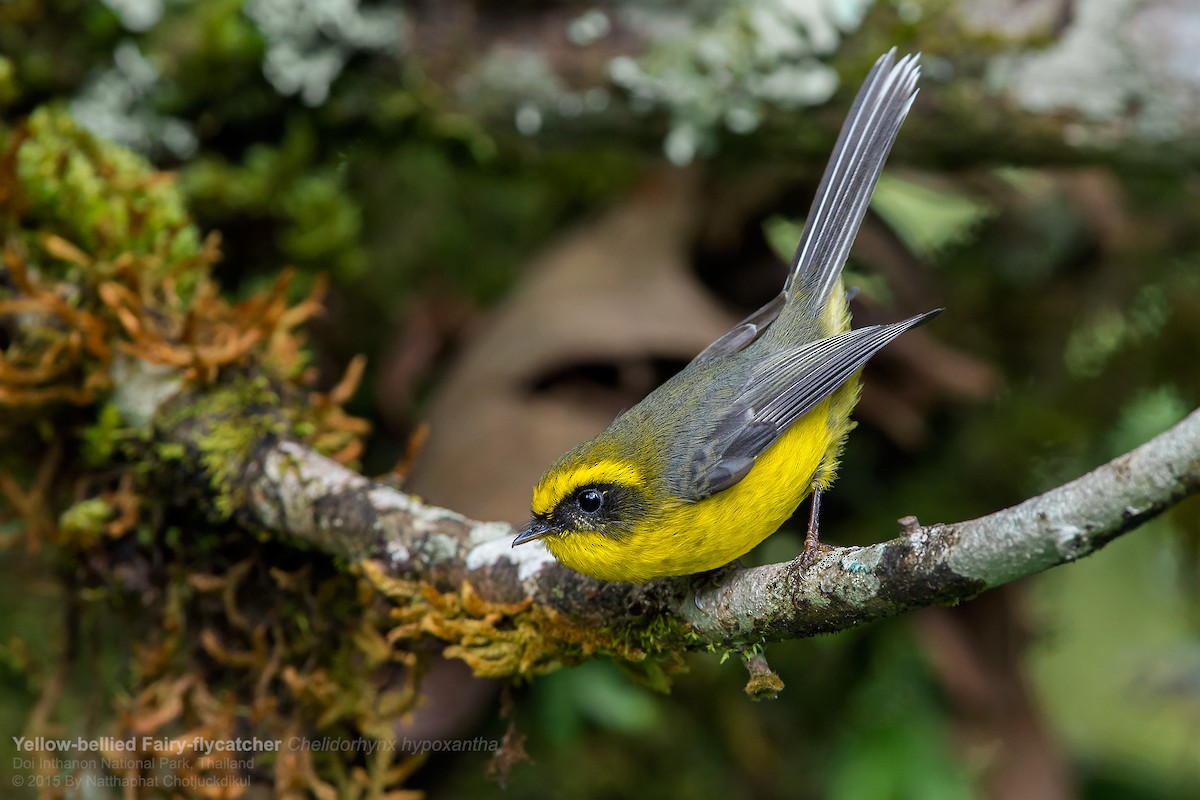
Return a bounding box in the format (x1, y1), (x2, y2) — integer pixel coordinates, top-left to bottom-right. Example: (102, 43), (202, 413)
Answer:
(794, 484), (833, 571)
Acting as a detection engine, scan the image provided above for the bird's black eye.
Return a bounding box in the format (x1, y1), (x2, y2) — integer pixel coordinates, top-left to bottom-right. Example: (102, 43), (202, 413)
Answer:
(577, 488), (604, 514)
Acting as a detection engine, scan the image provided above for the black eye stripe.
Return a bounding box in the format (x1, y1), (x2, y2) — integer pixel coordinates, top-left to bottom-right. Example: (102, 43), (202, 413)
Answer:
(549, 482), (647, 539)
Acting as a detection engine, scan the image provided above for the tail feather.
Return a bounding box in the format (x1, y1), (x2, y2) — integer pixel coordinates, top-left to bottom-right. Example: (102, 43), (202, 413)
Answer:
(785, 50), (921, 316)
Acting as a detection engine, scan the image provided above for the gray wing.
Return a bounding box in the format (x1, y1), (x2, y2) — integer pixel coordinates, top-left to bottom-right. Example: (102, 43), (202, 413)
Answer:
(689, 292), (786, 365)
(686, 309), (941, 499)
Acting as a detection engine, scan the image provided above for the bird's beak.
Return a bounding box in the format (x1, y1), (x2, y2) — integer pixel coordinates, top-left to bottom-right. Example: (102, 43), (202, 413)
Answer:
(512, 518), (552, 547)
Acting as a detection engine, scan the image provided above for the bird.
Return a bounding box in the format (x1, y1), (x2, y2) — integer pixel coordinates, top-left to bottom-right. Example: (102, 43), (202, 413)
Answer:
(512, 50), (937, 583)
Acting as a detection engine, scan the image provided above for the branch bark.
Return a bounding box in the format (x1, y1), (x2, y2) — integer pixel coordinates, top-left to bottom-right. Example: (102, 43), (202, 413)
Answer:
(163, 385), (1200, 652)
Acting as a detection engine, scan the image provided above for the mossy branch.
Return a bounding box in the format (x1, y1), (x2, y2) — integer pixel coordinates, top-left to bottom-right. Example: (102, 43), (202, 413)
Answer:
(4, 104), (1199, 691)
(157, 383), (1200, 658)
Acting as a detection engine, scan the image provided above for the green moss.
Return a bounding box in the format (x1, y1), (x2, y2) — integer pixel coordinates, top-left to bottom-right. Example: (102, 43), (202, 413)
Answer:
(626, 612), (695, 658)
(0, 56), (16, 108)
(154, 374), (289, 520)
(16, 107), (202, 273)
(154, 441), (187, 462)
(80, 403), (125, 467)
(59, 497), (113, 546)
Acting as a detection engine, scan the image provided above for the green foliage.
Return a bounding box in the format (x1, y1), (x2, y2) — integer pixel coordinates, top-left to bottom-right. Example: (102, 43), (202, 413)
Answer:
(871, 172), (995, 259)
(1064, 285), (1172, 380)
(537, 660), (664, 743)
(180, 120), (366, 289)
(1107, 386), (1190, 457)
(825, 632), (975, 800)
(1029, 519), (1199, 795)
(81, 403), (124, 466)
(0, 56), (16, 108)
(58, 496), (114, 545)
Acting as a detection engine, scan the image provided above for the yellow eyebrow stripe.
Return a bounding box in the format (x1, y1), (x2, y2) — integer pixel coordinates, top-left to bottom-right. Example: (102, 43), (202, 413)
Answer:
(531, 459), (645, 516)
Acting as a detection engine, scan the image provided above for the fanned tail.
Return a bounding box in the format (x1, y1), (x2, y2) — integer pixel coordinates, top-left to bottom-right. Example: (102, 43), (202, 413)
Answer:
(784, 50), (921, 319)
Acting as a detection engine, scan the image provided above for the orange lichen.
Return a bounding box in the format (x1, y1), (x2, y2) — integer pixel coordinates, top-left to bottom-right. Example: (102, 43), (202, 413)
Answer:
(3, 108), (394, 796)
(357, 560), (670, 683)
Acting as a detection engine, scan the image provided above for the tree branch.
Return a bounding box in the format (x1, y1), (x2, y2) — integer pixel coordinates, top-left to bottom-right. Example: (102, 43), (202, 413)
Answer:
(163, 382), (1200, 653)
(684, 407), (1200, 642)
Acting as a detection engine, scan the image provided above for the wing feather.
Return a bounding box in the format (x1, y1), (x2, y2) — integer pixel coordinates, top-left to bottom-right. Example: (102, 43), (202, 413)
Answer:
(686, 310), (941, 498)
(689, 292), (786, 365)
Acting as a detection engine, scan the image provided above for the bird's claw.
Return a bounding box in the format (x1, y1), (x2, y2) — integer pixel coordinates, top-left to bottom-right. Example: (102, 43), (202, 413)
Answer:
(792, 541), (835, 572)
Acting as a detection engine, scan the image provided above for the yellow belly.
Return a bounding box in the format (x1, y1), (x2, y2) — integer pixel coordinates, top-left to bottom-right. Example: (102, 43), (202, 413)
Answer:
(544, 398), (842, 583)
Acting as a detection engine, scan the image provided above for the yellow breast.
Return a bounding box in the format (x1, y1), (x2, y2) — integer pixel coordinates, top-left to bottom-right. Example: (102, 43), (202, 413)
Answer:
(544, 397), (843, 582)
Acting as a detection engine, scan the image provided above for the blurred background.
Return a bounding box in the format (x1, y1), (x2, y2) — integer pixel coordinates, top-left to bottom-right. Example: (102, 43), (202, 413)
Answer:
(2, 1), (1200, 798)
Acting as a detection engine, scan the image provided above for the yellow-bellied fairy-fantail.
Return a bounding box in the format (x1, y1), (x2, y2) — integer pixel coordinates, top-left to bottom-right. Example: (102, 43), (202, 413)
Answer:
(513, 50), (937, 583)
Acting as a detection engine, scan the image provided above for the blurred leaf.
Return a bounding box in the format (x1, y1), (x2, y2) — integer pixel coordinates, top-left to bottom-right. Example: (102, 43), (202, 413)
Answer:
(762, 213), (894, 304)
(1107, 386), (1189, 457)
(534, 660), (662, 749)
(871, 173), (994, 260)
(1028, 519), (1200, 797)
(825, 631), (976, 800)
